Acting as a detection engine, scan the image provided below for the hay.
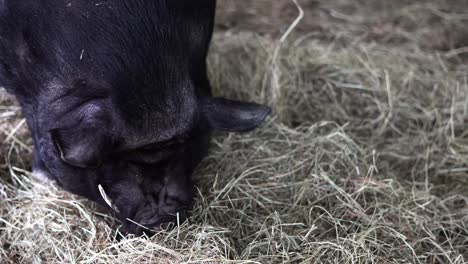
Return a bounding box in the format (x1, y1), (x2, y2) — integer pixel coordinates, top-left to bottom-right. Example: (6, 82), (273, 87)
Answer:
(1, 2), (468, 263)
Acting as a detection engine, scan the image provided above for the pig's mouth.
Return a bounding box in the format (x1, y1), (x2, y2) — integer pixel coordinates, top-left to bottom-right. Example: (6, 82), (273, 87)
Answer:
(97, 184), (190, 234)
(125, 208), (190, 235)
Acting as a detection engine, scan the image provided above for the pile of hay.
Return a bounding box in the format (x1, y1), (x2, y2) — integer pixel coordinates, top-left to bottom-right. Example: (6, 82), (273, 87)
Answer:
(1, 3), (468, 262)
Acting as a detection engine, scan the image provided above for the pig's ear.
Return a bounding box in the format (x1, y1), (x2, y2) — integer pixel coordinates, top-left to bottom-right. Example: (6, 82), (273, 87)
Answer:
(202, 97), (271, 132)
(51, 127), (108, 168)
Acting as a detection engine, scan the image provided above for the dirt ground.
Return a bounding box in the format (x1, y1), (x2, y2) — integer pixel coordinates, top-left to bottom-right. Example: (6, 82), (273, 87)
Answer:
(215, 0), (468, 52)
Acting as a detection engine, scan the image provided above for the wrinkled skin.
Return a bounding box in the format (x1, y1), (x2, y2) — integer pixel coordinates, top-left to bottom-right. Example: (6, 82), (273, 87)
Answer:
(0, 0), (270, 234)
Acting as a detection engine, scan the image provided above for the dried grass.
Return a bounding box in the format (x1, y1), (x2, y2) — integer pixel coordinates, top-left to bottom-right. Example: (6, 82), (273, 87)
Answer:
(1, 2), (468, 263)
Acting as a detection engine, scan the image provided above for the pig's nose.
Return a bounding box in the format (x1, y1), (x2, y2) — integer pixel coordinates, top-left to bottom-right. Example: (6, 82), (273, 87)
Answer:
(122, 178), (194, 235)
(158, 181), (194, 217)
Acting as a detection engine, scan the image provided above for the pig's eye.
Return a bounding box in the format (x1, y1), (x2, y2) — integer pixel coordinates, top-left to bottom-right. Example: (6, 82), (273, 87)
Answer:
(127, 151), (169, 165)
(140, 139), (182, 151)
(125, 137), (189, 165)
(140, 135), (189, 151)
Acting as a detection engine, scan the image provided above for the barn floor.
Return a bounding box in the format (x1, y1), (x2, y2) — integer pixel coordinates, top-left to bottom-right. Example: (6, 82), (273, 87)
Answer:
(1, 1), (468, 263)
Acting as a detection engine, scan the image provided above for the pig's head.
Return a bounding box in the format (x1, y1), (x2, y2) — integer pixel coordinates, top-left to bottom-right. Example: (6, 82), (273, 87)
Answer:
(0, 0), (271, 234)
(38, 81), (270, 234)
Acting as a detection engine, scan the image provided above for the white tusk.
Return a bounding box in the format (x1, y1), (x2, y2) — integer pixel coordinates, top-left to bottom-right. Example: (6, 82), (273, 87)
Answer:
(98, 184), (120, 213)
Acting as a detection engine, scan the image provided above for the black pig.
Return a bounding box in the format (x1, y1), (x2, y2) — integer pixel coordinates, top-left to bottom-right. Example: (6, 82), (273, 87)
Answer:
(0, 0), (270, 234)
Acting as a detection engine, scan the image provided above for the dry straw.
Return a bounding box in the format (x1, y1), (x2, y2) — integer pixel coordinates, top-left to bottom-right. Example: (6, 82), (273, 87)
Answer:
(1, 1), (468, 263)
